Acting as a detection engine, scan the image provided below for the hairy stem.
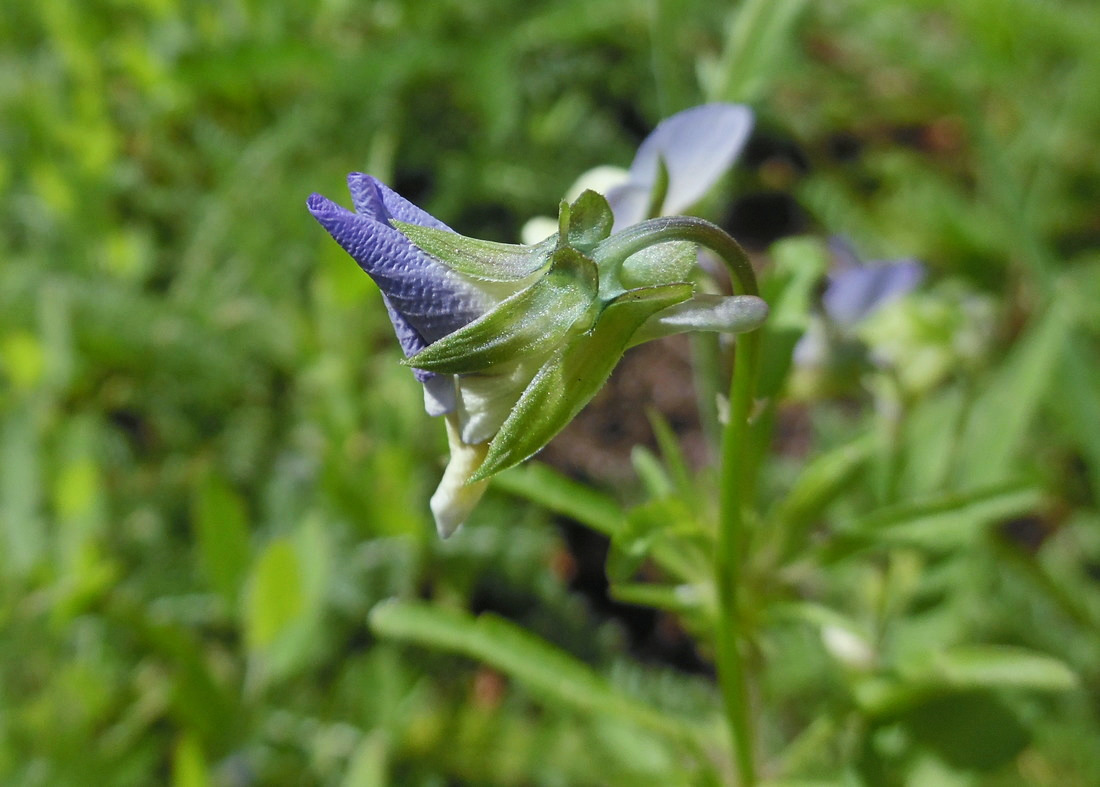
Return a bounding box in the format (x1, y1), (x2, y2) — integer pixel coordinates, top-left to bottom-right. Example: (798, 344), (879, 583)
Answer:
(596, 217), (762, 784)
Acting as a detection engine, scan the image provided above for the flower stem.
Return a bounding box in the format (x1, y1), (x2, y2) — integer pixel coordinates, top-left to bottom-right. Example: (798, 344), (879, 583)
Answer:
(596, 218), (762, 784)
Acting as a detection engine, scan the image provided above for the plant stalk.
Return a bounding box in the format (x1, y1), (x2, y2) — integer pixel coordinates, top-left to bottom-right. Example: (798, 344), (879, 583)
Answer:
(596, 217), (762, 784)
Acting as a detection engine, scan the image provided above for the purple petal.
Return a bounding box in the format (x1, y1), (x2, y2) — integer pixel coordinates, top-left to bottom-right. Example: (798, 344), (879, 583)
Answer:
(347, 173), (452, 231)
(826, 236), (863, 272)
(823, 260), (924, 326)
(604, 182), (651, 231)
(611, 103), (754, 228)
(307, 189), (487, 353)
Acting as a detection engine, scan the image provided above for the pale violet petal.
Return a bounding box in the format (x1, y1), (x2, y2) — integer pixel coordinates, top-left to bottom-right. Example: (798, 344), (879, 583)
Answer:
(423, 374), (457, 416)
(605, 182), (652, 230)
(627, 103), (754, 217)
(823, 260), (924, 327)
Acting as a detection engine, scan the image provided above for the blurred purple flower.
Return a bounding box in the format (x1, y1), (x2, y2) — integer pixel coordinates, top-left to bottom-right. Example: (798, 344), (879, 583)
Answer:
(794, 238), (925, 369)
(822, 238), (925, 327)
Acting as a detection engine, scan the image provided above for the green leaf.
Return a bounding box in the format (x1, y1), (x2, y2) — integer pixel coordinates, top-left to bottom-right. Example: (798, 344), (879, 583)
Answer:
(856, 645), (1077, 719)
(341, 731), (389, 787)
(1, 404), (45, 578)
(406, 246), (598, 374)
(900, 691), (1030, 772)
(646, 409), (694, 502)
(474, 283), (694, 479)
(606, 497), (705, 587)
(710, 0), (810, 103)
(192, 473), (251, 606)
(955, 306), (1070, 486)
(913, 645), (1078, 692)
(172, 733), (211, 787)
(630, 445), (674, 500)
(766, 433), (875, 563)
(566, 190), (615, 252)
(492, 462), (623, 536)
(244, 538), (304, 651)
(826, 483), (1043, 558)
(368, 600), (708, 743)
(1053, 333), (1100, 500)
(756, 236), (828, 398)
(393, 221), (551, 282)
(609, 582), (703, 615)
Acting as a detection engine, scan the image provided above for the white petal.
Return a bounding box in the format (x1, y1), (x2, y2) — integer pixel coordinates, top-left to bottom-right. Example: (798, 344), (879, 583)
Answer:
(430, 415), (491, 538)
(520, 216), (559, 246)
(455, 362), (537, 445)
(564, 165), (630, 201)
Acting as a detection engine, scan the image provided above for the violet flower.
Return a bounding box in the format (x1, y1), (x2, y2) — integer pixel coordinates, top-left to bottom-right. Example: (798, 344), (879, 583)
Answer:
(794, 237), (925, 370)
(309, 174), (767, 537)
(522, 103), (754, 242)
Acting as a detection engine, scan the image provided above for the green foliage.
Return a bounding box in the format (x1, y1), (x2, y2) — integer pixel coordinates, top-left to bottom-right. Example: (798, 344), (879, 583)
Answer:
(2, 0), (1099, 784)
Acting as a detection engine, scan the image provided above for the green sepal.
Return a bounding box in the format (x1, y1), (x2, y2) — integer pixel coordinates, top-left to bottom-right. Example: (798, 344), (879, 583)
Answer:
(405, 246), (599, 375)
(618, 240), (696, 290)
(393, 220), (553, 282)
(565, 190), (615, 253)
(472, 282), (695, 480)
(628, 294), (770, 346)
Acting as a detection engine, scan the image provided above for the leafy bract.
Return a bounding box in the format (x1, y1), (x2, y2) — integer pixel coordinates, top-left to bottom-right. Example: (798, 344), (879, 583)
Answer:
(474, 283), (694, 479)
(406, 246), (599, 374)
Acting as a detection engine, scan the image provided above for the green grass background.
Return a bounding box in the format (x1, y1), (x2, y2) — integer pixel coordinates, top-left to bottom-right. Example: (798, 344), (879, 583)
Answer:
(2, 0), (1099, 784)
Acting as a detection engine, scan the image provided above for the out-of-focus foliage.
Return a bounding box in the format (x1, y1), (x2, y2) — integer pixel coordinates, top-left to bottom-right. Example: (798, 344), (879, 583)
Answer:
(1, 0), (1098, 784)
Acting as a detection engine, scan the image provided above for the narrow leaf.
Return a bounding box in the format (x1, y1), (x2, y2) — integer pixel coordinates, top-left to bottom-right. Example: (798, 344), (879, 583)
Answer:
(609, 582), (703, 615)
(756, 236), (829, 397)
(492, 462), (622, 536)
(192, 473), (251, 605)
(767, 433), (874, 562)
(827, 483), (1043, 558)
(369, 600), (707, 742)
(244, 538), (304, 651)
(956, 306), (1070, 485)
(918, 645), (1078, 692)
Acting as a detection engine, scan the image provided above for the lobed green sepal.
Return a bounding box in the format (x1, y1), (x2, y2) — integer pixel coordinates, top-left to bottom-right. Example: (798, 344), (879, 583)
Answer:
(405, 246), (599, 374)
(393, 220), (553, 282)
(617, 240), (696, 291)
(564, 190), (615, 253)
(471, 282), (695, 480)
